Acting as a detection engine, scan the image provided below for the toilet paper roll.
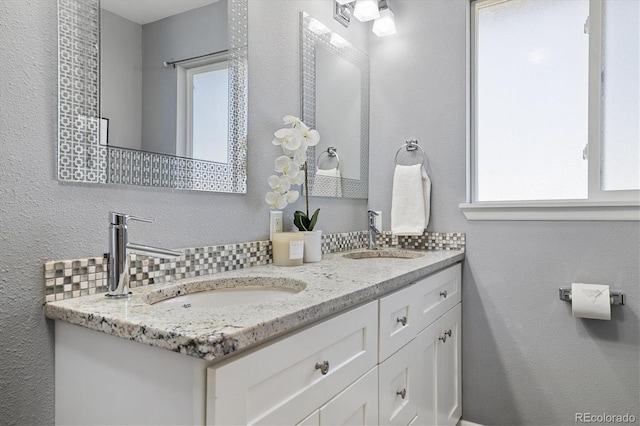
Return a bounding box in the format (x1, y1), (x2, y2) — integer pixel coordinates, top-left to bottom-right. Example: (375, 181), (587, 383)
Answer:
(571, 283), (611, 320)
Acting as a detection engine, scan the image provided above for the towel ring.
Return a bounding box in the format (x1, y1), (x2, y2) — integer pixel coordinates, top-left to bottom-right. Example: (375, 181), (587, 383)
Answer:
(317, 146), (340, 171)
(394, 139), (425, 166)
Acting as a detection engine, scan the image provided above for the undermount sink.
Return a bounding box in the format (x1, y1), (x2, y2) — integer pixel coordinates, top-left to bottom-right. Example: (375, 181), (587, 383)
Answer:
(148, 277), (306, 308)
(342, 249), (425, 260)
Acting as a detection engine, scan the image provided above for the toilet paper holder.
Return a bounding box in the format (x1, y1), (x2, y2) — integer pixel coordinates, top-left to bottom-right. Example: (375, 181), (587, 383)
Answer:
(559, 287), (626, 305)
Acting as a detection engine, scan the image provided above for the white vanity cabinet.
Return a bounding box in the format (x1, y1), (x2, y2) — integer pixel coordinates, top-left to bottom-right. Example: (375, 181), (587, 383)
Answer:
(377, 263), (462, 426)
(53, 262), (462, 426)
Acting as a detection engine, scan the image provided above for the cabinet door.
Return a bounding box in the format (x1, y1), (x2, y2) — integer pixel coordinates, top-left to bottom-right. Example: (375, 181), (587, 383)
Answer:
(378, 341), (418, 425)
(414, 320), (439, 426)
(320, 367), (378, 425)
(207, 301), (378, 425)
(379, 284), (418, 362)
(437, 304), (462, 426)
(414, 263), (461, 331)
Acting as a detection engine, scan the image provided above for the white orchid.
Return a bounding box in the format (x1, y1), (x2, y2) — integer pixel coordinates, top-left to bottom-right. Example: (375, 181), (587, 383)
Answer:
(266, 115), (321, 231)
(293, 149), (307, 167)
(272, 128), (302, 151)
(274, 155), (297, 177)
(265, 191), (288, 209)
(268, 175), (291, 193)
(290, 169), (305, 186)
(285, 190), (300, 203)
(301, 128), (320, 147)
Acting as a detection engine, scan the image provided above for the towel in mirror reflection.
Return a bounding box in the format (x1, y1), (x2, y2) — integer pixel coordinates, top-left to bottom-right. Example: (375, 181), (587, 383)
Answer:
(313, 168), (343, 197)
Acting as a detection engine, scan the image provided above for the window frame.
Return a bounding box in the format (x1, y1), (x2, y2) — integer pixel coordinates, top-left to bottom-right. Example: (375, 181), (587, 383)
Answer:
(461, 0), (639, 221)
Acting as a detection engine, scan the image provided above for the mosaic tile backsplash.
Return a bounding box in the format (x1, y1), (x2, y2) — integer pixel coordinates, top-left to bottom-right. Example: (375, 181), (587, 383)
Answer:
(44, 231), (465, 302)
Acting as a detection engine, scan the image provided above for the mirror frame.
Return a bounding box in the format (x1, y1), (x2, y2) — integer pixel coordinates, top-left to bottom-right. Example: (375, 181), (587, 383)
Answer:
(300, 12), (369, 199)
(57, 0), (248, 192)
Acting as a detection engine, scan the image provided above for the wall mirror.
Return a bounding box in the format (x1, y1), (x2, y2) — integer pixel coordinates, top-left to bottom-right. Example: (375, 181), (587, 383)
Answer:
(57, 0), (248, 192)
(300, 12), (369, 199)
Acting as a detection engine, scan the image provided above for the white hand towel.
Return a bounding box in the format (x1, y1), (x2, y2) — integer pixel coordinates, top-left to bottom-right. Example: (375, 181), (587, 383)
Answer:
(391, 164), (431, 236)
(313, 168), (342, 197)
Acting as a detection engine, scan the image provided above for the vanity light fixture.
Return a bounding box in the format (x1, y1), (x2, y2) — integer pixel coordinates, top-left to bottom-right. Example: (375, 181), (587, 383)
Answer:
(334, 0), (397, 36)
(372, 0), (396, 37)
(353, 0), (380, 22)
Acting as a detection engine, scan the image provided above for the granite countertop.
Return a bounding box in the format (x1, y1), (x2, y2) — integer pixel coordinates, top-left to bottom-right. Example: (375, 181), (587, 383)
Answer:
(44, 249), (464, 363)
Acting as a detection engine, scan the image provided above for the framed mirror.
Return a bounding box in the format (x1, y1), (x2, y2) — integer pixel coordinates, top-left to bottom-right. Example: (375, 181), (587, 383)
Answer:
(57, 0), (248, 192)
(300, 12), (369, 199)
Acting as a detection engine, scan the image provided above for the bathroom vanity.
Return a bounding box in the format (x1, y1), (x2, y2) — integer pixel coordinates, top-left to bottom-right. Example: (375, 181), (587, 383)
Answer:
(46, 249), (463, 425)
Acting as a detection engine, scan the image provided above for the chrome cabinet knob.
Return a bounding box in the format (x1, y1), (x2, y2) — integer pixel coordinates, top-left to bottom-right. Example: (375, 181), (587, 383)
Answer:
(396, 316), (408, 326)
(440, 290), (448, 298)
(315, 361), (330, 375)
(439, 329), (452, 343)
(396, 388), (407, 399)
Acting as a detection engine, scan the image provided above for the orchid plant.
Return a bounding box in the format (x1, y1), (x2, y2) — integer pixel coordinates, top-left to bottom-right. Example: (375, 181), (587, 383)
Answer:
(265, 115), (321, 231)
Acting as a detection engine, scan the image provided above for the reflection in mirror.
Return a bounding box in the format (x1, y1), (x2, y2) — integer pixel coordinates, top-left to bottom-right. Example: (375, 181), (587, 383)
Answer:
(300, 12), (369, 199)
(57, 0), (248, 192)
(100, 0), (228, 163)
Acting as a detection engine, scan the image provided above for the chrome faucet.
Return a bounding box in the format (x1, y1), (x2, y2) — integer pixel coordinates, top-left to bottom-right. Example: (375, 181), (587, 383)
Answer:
(106, 212), (182, 299)
(368, 210), (380, 250)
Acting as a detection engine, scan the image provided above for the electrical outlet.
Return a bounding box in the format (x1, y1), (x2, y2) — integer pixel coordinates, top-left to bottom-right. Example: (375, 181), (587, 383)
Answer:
(269, 211), (283, 240)
(374, 211), (382, 231)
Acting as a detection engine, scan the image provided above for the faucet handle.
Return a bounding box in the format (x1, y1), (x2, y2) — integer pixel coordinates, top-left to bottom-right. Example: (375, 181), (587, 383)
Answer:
(109, 212), (155, 225)
(368, 210), (379, 216)
(126, 214), (155, 224)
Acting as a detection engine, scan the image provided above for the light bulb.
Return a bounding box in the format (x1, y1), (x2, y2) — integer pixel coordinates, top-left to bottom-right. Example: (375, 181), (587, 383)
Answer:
(353, 0), (380, 22)
(372, 8), (396, 37)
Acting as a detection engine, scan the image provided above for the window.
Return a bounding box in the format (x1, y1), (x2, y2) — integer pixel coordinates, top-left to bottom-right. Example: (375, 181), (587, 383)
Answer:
(463, 0), (639, 220)
(175, 58), (229, 164)
(187, 62), (229, 164)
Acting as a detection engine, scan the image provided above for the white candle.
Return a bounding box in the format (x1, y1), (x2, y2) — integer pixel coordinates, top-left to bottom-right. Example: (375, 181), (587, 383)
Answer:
(272, 232), (304, 266)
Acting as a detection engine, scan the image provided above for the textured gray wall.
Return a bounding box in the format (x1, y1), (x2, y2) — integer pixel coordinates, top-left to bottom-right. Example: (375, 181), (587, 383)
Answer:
(0, 0), (366, 424)
(368, 1), (640, 425)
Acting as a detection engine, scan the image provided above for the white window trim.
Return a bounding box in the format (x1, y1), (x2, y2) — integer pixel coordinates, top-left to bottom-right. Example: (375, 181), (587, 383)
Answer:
(461, 0), (640, 221)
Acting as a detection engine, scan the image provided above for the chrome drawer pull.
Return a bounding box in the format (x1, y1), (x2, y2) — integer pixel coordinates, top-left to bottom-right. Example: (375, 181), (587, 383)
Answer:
(396, 388), (407, 399)
(439, 329), (452, 343)
(440, 290), (448, 298)
(396, 316), (407, 326)
(315, 361), (330, 375)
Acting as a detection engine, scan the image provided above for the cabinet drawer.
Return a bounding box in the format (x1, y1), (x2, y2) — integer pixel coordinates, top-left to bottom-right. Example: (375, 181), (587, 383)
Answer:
(207, 301), (378, 425)
(379, 342), (417, 426)
(379, 284), (418, 362)
(414, 263), (461, 331)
